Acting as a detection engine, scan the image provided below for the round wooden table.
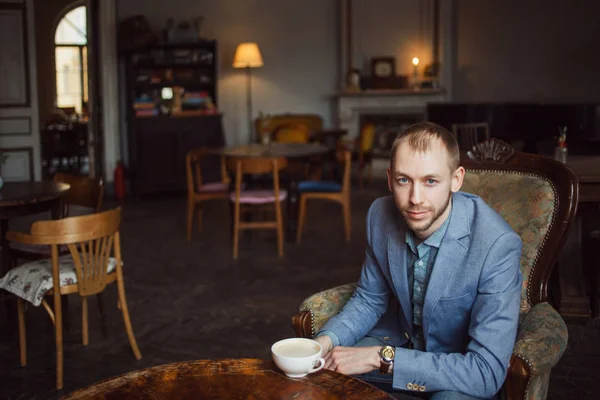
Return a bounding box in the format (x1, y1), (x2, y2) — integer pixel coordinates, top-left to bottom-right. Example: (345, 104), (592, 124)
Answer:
(0, 181), (70, 274)
(220, 142), (329, 159)
(62, 358), (394, 400)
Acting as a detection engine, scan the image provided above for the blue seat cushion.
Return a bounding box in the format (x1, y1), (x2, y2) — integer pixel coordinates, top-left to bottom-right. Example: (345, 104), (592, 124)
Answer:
(298, 180), (342, 193)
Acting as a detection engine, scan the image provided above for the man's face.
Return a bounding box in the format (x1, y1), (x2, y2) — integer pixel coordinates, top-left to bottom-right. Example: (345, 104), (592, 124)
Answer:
(387, 138), (464, 240)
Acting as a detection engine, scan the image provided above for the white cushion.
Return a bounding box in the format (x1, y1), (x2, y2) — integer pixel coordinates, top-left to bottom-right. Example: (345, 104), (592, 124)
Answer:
(0, 255), (118, 306)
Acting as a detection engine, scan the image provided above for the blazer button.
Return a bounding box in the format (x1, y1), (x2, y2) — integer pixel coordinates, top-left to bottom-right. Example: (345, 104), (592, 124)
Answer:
(406, 383), (414, 390)
(419, 385), (426, 392)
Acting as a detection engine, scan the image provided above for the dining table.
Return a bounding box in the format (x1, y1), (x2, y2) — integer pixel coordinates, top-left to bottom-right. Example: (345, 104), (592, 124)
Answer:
(61, 358), (394, 399)
(219, 143), (330, 240)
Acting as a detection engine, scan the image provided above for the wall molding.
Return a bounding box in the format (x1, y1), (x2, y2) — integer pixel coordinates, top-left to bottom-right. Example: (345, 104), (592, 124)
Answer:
(0, 116), (31, 136)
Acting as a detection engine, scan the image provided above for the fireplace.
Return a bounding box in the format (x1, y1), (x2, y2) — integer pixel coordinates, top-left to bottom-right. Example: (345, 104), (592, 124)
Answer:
(360, 113), (424, 158)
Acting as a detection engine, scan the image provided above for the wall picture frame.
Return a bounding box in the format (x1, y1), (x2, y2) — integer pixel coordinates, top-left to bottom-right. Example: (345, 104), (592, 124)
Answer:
(371, 57), (395, 78)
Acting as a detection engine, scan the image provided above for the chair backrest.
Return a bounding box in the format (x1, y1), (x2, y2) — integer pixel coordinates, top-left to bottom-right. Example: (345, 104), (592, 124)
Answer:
(460, 139), (578, 313)
(452, 122), (490, 151)
(255, 114), (323, 139)
(53, 173), (104, 215)
(227, 156), (288, 202)
(30, 208), (123, 296)
(359, 123), (377, 152)
(273, 124), (310, 144)
(186, 148), (229, 194)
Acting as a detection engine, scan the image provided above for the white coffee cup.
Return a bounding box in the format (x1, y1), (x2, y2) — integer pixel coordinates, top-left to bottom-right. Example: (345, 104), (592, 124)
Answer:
(271, 338), (325, 378)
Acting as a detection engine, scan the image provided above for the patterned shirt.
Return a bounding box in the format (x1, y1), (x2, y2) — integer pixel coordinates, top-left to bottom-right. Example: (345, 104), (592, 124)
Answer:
(405, 211), (451, 350)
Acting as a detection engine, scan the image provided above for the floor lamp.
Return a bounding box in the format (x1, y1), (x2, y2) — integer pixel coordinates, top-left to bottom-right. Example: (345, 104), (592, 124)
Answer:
(233, 42), (264, 144)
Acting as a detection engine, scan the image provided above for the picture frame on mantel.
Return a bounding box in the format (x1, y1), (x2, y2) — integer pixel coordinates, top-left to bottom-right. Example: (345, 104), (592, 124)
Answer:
(371, 57), (395, 78)
(368, 56), (408, 90)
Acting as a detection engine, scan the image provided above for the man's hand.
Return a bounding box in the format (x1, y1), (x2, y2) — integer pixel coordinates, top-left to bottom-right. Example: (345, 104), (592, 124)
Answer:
(323, 346), (381, 375)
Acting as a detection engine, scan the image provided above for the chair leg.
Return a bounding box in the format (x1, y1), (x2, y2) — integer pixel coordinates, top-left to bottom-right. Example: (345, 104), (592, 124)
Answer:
(275, 200), (284, 258)
(296, 195), (307, 244)
(17, 298), (26, 367)
(186, 199), (194, 241)
(116, 278), (142, 360)
(342, 198), (351, 242)
(54, 294), (64, 390)
(196, 203), (203, 233)
(81, 295), (88, 346)
(233, 201), (241, 260)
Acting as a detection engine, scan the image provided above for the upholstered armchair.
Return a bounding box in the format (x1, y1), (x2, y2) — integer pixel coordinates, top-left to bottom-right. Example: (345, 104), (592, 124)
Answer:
(292, 139), (578, 400)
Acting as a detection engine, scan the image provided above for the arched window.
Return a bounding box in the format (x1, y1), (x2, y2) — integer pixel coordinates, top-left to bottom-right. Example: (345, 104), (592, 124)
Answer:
(55, 5), (88, 114)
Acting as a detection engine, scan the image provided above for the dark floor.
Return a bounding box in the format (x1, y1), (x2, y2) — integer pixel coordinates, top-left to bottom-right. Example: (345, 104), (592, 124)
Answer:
(0, 181), (598, 399)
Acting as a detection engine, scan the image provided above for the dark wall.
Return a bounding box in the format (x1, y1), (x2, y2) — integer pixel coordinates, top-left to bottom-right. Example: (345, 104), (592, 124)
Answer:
(33, 0), (78, 124)
(455, 0), (600, 102)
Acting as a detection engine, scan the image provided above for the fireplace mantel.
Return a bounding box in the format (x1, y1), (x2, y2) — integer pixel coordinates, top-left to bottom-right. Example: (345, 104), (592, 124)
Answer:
(336, 88), (447, 138)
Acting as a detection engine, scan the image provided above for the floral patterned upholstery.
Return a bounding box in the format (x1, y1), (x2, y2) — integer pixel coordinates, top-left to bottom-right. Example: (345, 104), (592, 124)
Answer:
(299, 283), (357, 335)
(513, 302), (568, 400)
(0, 255), (117, 306)
(461, 170), (556, 313)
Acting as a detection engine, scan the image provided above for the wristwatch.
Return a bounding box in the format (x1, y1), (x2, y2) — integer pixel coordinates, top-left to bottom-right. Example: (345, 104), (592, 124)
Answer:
(379, 345), (395, 374)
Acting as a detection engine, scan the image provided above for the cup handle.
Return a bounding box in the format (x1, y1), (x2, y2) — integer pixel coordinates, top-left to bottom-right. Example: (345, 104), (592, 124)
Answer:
(309, 357), (325, 374)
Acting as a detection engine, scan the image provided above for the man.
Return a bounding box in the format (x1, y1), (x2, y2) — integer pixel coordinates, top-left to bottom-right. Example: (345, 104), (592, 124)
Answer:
(314, 122), (522, 399)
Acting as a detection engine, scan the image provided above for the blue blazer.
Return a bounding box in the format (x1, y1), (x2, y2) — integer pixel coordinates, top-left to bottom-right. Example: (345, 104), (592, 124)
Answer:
(319, 192), (523, 399)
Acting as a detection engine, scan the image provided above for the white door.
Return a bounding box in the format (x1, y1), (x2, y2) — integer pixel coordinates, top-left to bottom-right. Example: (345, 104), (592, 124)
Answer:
(0, 0), (39, 182)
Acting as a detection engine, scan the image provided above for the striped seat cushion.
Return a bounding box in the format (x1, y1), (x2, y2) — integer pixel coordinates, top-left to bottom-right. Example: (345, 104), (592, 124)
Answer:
(298, 180), (341, 193)
(229, 190), (288, 204)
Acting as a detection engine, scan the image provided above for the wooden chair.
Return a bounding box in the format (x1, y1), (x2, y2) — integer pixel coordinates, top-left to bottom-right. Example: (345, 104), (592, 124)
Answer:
(341, 123), (376, 190)
(10, 173), (104, 261)
(1, 208), (142, 389)
(272, 124), (310, 144)
(452, 122), (490, 151)
(186, 148), (230, 241)
(292, 139), (578, 400)
(228, 156), (288, 259)
(296, 149), (352, 243)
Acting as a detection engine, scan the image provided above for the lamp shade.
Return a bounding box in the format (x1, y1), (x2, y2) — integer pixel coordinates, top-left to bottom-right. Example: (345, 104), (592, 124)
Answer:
(233, 42), (264, 68)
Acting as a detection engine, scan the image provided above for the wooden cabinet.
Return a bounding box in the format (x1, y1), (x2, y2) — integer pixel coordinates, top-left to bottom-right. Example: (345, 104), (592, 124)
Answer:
(123, 41), (224, 198)
(129, 115), (225, 198)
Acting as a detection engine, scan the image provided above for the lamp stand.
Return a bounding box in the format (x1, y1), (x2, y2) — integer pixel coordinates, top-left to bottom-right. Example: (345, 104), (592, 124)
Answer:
(245, 66), (254, 143)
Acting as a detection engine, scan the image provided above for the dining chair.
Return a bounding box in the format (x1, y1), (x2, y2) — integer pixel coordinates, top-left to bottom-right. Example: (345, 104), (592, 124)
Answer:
(186, 148), (230, 241)
(228, 156), (288, 259)
(292, 139), (578, 400)
(272, 124), (311, 144)
(0, 207), (142, 389)
(452, 122), (490, 151)
(296, 148), (352, 243)
(341, 123), (376, 190)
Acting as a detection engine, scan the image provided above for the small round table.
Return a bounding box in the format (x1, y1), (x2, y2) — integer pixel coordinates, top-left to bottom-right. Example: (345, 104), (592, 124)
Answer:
(62, 358), (394, 399)
(220, 143), (331, 240)
(0, 181), (70, 274)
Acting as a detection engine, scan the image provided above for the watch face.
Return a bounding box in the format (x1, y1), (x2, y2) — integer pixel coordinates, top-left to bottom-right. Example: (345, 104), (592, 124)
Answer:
(381, 346), (395, 361)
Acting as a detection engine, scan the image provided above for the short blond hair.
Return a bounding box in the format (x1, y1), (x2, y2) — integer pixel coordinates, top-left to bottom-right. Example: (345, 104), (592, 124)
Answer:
(390, 122), (460, 172)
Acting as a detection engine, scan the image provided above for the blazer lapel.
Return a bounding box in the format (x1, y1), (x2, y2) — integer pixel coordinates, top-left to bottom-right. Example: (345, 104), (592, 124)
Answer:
(422, 194), (470, 338)
(387, 222), (413, 331)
